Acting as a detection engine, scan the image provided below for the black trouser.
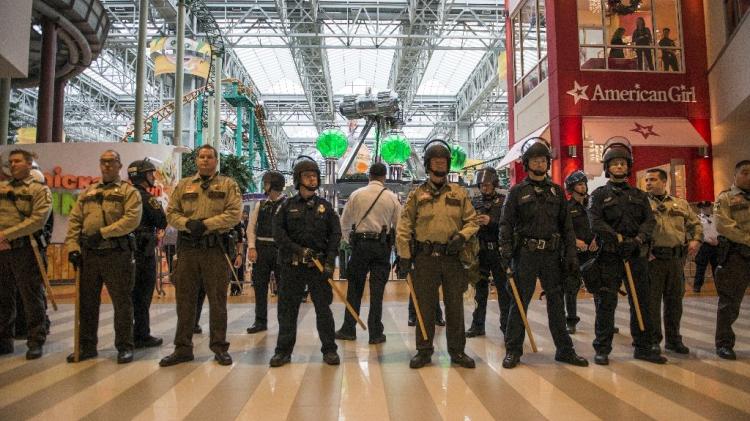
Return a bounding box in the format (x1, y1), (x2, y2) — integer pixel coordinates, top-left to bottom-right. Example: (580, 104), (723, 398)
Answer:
(505, 249), (574, 356)
(133, 250), (157, 340)
(412, 254), (466, 355)
(79, 248), (135, 353)
(164, 244), (176, 272)
(408, 296), (443, 322)
(469, 249), (509, 334)
(564, 251), (589, 327)
(275, 263), (337, 355)
(251, 244), (279, 326)
(0, 247), (47, 349)
(715, 251), (750, 349)
(592, 252), (654, 354)
(637, 48), (654, 70)
(648, 256), (685, 345)
(694, 243), (718, 290)
(340, 239), (390, 339)
(173, 245), (230, 356)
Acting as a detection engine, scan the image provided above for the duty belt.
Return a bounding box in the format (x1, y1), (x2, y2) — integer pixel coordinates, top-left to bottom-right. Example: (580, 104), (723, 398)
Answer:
(521, 236), (558, 252)
(353, 232), (381, 241)
(256, 236), (276, 244)
(7, 236), (31, 249)
(415, 241), (449, 256)
(651, 246), (685, 259)
(480, 240), (498, 250)
(81, 234), (134, 251)
(177, 231), (229, 249)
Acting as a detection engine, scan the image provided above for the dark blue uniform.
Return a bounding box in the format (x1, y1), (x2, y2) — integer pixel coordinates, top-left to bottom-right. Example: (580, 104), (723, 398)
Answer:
(565, 197), (594, 330)
(273, 193), (341, 357)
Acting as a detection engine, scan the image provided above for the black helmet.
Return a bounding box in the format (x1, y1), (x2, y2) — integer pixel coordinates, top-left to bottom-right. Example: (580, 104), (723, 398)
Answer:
(475, 167), (499, 187)
(564, 170), (588, 192)
(262, 170), (285, 193)
(292, 155), (321, 190)
(601, 136), (633, 177)
(423, 138), (452, 173)
(521, 137), (552, 172)
(127, 158), (157, 186)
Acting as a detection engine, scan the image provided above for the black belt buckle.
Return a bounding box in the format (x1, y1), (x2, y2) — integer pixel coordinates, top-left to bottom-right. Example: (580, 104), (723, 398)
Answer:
(528, 239), (546, 250)
(485, 242), (496, 250)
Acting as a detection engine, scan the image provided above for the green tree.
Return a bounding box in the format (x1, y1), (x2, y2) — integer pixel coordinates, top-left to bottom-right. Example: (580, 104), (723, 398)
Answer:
(182, 150), (254, 193)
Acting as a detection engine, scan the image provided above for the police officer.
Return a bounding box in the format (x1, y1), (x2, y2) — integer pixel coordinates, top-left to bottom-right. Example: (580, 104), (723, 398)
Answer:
(159, 145), (242, 367)
(127, 158), (168, 349)
(498, 138), (588, 369)
(245, 170), (286, 334)
(66, 150), (142, 364)
(396, 139), (479, 369)
(269, 157), (341, 367)
(0, 149), (52, 359)
(336, 162), (401, 344)
(644, 168), (701, 355)
(466, 167), (509, 338)
(563, 170), (597, 334)
(588, 137), (665, 365)
(713, 159), (750, 360)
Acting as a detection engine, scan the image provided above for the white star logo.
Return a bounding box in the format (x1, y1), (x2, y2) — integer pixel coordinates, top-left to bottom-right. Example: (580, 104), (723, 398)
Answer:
(567, 81), (589, 104)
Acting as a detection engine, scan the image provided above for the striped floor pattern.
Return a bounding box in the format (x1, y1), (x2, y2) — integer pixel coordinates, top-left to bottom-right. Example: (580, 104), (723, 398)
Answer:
(1, 296), (749, 420)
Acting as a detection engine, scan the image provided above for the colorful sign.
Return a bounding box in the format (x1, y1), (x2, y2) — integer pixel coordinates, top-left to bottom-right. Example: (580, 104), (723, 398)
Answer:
(149, 37), (211, 79)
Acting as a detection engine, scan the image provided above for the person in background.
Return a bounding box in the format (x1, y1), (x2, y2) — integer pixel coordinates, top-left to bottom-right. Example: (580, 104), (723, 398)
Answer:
(658, 28), (679, 71)
(609, 27), (626, 59)
(633, 17), (654, 70)
(693, 201), (719, 293)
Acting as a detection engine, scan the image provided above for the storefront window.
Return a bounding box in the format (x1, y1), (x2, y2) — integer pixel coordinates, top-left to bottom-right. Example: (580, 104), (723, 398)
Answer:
(725, 0), (750, 38)
(512, 0), (549, 102)
(578, 0), (683, 73)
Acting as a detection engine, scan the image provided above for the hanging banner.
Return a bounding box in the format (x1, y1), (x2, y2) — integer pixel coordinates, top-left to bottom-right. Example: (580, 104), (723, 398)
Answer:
(149, 37), (211, 79)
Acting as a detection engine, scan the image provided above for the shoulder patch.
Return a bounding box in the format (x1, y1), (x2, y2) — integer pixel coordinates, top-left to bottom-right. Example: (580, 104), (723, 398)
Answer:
(149, 197), (162, 209)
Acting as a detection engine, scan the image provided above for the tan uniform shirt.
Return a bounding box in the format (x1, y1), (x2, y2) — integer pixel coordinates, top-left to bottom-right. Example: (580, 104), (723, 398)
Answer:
(396, 181), (479, 259)
(167, 173), (242, 234)
(340, 180), (401, 240)
(0, 175), (52, 241)
(65, 178), (143, 253)
(648, 194), (702, 248)
(714, 185), (750, 247)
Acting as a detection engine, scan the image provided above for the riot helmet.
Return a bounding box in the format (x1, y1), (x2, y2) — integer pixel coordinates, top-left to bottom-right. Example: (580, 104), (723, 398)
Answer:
(521, 137), (552, 173)
(564, 170), (588, 193)
(475, 167), (499, 188)
(292, 155), (321, 190)
(601, 136), (633, 177)
(262, 170), (285, 194)
(127, 158), (158, 187)
(422, 138), (452, 177)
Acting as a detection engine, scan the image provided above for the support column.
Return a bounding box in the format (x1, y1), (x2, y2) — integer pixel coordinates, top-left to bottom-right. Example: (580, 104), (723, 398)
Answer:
(235, 106), (243, 156)
(36, 19), (57, 144)
(0, 78), (10, 145)
(173, 0), (186, 146)
(134, 0), (149, 143)
(213, 53), (223, 148)
(52, 78), (66, 142)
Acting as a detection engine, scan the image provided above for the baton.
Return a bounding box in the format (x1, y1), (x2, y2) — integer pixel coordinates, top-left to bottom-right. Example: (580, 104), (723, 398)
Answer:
(312, 258), (367, 330)
(405, 273), (428, 341)
(617, 234), (645, 331)
(29, 236), (57, 311)
(506, 268), (538, 353)
(73, 268), (81, 362)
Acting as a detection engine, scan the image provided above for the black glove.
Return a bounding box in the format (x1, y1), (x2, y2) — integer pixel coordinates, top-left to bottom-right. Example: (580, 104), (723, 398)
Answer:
(85, 230), (104, 249)
(618, 237), (638, 258)
(446, 233), (466, 255)
(499, 248), (513, 271)
(68, 251), (82, 269)
(186, 219), (207, 237)
(322, 262), (335, 280)
(397, 257), (413, 279)
(565, 255), (580, 277)
(300, 247), (316, 263)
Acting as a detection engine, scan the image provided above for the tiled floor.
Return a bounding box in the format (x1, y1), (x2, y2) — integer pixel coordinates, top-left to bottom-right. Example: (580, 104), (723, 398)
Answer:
(1, 294), (749, 420)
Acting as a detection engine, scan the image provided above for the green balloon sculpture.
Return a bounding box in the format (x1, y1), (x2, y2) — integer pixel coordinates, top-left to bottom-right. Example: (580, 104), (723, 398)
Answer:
(450, 144), (467, 172)
(380, 132), (412, 165)
(316, 127), (348, 159)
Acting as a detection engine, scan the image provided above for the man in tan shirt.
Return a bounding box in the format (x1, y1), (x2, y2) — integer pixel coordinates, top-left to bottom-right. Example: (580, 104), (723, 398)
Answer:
(65, 150), (142, 364)
(160, 145), (242, 367)
(644, 168), (702, 355)
(713, 160), (750, 360)
(0, 149), (52, 359)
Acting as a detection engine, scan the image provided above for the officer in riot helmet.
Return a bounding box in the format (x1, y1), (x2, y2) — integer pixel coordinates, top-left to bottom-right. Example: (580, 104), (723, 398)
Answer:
(588, 136), (666, 365)
(466, 167), (510, 338)
(269, 156), (341, 367)
(245, 170), (286, 334)
(127, 158), (167, 349)
(498, 137), (588, 369)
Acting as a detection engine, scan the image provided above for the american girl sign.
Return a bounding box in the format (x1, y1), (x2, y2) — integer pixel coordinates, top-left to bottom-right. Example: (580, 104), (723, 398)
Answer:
(567, 80), (698, 104)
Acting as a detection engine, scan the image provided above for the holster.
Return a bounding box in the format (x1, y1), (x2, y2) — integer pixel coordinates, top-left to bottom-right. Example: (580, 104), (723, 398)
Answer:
(580, 255), (601, 292)
(717, 236), (730, 266)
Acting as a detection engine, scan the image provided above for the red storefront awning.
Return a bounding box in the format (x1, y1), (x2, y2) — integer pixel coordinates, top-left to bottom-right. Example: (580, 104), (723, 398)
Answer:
(583, 117), (707, 147)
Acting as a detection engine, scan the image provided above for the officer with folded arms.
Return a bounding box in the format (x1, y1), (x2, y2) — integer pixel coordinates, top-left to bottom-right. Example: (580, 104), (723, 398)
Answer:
(0, 149), (52, 360)
(498, 138), (588, 369)
(159, 145), (242, 367)
(66, 150), (142, 364)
